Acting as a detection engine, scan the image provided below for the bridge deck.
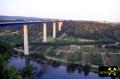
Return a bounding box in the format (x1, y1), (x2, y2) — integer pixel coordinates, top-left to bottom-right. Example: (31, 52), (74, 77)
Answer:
(0, 21), (63, 26)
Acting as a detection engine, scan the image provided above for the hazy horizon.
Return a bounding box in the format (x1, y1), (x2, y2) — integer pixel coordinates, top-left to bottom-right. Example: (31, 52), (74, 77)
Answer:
(0, 0), (120, 22)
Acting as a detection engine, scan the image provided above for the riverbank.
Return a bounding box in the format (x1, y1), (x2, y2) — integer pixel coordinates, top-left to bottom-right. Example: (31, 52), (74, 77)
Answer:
(9, 55), (120, 79)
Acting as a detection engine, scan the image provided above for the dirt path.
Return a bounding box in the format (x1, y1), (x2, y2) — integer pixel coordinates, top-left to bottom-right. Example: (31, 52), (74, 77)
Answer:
(101, 53), (113, 66)
(13, 48), (24, 53)
(64, 52), (72, 60)
(108, 54), (120, 68)
(81, 52), (90, 64)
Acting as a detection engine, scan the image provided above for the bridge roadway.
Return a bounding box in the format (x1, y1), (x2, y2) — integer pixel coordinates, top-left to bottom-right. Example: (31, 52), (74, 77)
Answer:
(0, 21), (62, 26)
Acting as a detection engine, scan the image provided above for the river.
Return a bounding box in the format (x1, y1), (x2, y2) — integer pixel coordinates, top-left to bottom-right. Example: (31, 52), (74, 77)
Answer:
(8, 56), (112, 79)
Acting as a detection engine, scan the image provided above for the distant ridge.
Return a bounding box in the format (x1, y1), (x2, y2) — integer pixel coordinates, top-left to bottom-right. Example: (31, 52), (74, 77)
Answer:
(0, 15), (53, 22)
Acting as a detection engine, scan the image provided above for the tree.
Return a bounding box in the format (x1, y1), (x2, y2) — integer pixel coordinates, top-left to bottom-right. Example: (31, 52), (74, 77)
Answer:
(0, 40), (19, 79)
(20, 64), (36, 79)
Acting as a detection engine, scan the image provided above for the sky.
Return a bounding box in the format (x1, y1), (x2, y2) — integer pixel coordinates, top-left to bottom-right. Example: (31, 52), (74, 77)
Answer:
(0, 0), (120, 22)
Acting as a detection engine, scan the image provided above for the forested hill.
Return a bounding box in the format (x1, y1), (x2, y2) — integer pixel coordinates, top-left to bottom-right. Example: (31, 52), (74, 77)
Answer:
(62, 20), (120, 41)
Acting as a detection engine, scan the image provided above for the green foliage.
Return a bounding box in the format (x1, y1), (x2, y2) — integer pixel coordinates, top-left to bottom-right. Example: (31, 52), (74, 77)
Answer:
(20, 65), (36, 79)
(29, 53), (46, 60)
(57, 52), (64, 59)
(4, 66), (19, 79)
(0, 32), (23, 45)
(68, 51), (81, 62)
(59, 33), (68, 39)
(47, 36), (56, 43)
(0, 40), (12, 69)
(0, 40), (19, 79)
(90, 53), (103, 65)
(84, 64), (90, 71)
(59, 33), (77, 41)
(46, 51), (57, 57)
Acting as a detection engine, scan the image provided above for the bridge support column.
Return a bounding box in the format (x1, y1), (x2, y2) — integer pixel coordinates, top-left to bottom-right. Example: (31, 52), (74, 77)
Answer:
(58, 22), (63, 31)
(23, 24), (29, 55)
(43, 23), (47, 42)
(53, 22), (56, 38)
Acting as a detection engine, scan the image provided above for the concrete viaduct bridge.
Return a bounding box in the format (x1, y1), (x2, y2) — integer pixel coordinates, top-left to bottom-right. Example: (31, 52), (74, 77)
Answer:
(0, 21), (64, 55)
(0, 21), (119, 56)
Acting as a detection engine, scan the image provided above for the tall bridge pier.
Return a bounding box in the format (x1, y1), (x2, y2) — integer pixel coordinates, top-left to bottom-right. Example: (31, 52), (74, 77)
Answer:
(58, 22), (63, 31)
(43, 23), (47, 42)
(23, 24), (29, 55)
(53, 22), (56, 38)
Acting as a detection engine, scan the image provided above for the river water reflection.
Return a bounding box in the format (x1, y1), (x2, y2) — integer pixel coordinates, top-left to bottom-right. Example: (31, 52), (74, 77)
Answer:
(8, 56), (111, 79)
